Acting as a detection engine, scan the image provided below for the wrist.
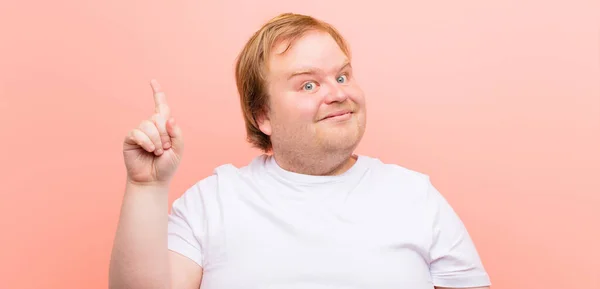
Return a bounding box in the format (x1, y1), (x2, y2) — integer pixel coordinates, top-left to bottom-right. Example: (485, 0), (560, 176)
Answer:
(125, 178), (171, 191)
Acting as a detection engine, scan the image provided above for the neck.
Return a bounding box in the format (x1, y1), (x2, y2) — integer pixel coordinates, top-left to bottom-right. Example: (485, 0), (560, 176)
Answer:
(271, 149), (357, 176)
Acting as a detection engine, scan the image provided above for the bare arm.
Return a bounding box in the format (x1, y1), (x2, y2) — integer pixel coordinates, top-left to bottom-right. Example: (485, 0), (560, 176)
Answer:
(108, 183), (173, 289)
(108, 80), (203, 289)
(108, 183), (203, 289)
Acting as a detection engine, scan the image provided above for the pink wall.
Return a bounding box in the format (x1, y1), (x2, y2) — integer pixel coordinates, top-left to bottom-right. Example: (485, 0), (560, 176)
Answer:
(1, 1), (599, 288)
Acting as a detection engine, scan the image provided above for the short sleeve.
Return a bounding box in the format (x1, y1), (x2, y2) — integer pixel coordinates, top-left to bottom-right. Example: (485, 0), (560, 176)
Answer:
(425, 178), (491, 288)
(167, 182), (206, 267)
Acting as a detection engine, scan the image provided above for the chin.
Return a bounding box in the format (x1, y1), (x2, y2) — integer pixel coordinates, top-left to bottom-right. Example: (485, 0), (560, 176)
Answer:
(321, 130), (363, 152)
(315, 117), (366, 150)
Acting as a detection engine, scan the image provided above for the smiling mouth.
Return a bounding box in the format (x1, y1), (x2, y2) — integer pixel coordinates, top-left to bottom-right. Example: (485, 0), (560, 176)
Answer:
(322, 111), (352, 121)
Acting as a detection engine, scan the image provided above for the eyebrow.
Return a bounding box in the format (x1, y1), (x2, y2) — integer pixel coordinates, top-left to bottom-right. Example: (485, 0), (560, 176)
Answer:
(287, 61), (352, 80)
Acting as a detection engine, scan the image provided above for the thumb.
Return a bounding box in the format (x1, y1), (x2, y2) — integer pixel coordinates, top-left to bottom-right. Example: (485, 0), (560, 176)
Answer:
(166, 117), (184, 153)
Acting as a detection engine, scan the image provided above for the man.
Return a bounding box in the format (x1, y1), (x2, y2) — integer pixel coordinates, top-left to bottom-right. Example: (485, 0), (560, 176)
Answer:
(109, 13), (491, 289)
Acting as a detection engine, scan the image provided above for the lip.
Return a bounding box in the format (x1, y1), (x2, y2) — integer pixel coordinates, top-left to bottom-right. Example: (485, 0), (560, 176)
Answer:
(321, 110), (352, 121)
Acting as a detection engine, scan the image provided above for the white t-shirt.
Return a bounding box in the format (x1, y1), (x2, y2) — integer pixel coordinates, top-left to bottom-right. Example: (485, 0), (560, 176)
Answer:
(167, 154), (491, 289)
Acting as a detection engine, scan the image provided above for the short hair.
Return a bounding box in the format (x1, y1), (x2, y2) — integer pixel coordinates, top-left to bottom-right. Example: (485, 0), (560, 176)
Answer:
(235, 13), (351, 152)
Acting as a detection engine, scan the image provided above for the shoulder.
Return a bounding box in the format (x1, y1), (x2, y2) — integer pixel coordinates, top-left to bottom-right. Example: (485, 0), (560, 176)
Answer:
(361, 155), (428, 178)
(173, 154), (268, 201)
(361, 155), (433, 192)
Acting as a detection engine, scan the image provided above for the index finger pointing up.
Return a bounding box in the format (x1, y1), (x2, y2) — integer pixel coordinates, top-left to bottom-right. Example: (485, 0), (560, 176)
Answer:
(150, 79), (170, 117)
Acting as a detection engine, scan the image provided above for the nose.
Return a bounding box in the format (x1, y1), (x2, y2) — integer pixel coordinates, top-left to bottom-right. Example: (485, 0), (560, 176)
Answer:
(323, 82), (349, 104)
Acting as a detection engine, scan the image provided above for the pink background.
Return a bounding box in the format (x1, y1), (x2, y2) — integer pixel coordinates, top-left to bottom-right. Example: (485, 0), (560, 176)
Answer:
(1, 1), (599, 288)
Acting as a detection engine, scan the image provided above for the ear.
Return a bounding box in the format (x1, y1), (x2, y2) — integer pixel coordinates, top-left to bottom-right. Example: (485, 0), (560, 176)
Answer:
(256, 110), (272, 136)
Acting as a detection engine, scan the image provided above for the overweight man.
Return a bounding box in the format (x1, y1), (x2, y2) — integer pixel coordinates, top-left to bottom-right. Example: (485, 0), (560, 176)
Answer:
(109, 12), (491, 289)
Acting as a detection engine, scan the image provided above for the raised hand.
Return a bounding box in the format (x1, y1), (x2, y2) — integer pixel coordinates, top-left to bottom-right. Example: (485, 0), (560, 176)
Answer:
(122, 80), (184, 186)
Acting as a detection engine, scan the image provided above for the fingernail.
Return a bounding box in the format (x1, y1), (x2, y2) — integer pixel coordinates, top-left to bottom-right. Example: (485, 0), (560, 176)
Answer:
(163, 141), (171, 149)
(155, 148), (163, 155)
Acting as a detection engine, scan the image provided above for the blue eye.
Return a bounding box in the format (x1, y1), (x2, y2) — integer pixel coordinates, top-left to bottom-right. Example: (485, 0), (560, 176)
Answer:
(337, 75), (347, 83)
(303, 82), (316, 91)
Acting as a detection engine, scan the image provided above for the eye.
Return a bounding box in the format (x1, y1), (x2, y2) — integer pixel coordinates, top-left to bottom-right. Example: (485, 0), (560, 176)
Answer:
(302, 81), (317, 91)
(337, 74), (348, 83)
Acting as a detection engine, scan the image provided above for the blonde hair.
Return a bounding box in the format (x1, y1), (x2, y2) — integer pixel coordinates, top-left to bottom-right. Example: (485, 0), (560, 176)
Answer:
(235, 13), (351, 152)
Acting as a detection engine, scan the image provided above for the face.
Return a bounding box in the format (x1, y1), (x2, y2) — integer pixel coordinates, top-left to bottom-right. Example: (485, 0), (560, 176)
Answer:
(258, 30), (367, 155)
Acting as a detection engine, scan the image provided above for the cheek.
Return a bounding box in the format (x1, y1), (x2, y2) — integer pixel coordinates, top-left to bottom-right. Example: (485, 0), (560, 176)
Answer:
(347, 85), (366, 105)
(282, 93), (321, 120)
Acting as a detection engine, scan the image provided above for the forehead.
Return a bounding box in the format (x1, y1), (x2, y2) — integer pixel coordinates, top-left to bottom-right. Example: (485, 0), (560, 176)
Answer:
(268, 30), (348, 77)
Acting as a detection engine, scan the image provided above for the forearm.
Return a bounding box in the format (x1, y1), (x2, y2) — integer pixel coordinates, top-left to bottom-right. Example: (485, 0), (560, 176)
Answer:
(109, 181), (171, 289)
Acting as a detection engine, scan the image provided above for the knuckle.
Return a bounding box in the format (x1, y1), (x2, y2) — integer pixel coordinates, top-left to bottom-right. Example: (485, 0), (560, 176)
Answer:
(140, 121), (158, 134)
(131, 128), (142, 138)
(139, 119), (152, 129)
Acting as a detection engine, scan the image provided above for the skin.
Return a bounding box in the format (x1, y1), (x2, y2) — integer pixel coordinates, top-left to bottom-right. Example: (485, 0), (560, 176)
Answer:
(109, 80), (202, 289)
(107, 32), (489, 289)
(257, 30), (367, 176)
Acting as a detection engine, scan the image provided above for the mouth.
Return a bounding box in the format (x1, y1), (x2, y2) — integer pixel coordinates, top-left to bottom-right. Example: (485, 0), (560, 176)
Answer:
(321, 110), (353, 121)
